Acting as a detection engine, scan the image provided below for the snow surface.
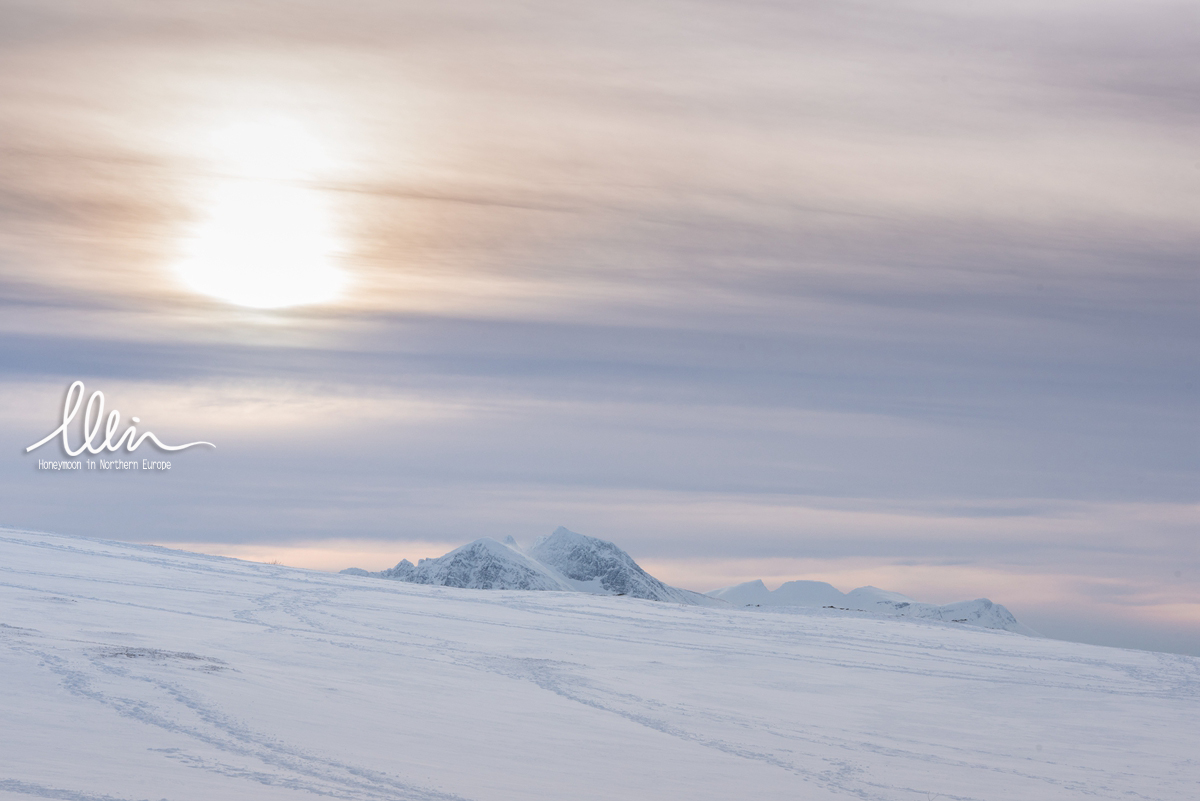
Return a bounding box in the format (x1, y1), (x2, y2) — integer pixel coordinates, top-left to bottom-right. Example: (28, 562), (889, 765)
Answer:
(3, 526), (1199, 801)
(709, 579), (1038, 635)
(346, 527), (719, 605)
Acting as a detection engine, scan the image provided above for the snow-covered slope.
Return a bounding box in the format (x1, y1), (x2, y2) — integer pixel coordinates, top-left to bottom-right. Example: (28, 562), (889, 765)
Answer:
(708, 579), (1036, 634)
(345, 527), (718, 605)
(900, 597), (1036, 632)
(2, 527), (1198, 800)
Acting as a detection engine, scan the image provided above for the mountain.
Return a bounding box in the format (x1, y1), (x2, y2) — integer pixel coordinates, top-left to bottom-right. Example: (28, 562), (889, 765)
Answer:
(347, 530), (1029, 627)
(343, 527), (719, 605)
(708, 579), (844, 607)
(862, 596), (1039, 636)
(346, 537), (574, 591)
(707, 579), (1037, 635)
(526, 527), (715, 604)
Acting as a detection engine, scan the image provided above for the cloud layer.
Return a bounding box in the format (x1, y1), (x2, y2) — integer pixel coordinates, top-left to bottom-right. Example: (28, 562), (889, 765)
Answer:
(0, 0), (1196, 654)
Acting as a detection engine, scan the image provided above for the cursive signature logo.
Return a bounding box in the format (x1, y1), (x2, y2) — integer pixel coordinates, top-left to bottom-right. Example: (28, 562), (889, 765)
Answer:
(26, 381), (215, 456)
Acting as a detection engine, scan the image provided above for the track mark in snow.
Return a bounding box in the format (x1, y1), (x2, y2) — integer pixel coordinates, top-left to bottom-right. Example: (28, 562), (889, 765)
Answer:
(3, 527), (1197, 801)
(93, 647), (229, 671)
(0, 779), (157, 801)
(3, 643), (475, 801)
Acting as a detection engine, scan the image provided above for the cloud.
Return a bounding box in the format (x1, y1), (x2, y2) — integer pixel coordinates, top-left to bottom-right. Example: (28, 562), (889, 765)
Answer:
(0, 0), (1196, 655)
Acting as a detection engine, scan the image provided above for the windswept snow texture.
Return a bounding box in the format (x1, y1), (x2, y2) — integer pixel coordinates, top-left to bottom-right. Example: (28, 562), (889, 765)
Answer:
(708, 580), (1037, 635)
(3, 528), (1199, 801)
(347, 528), (717, 605)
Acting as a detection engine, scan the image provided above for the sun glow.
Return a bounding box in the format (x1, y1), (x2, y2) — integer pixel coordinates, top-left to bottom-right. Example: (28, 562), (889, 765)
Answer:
(176, 119), (347, 309)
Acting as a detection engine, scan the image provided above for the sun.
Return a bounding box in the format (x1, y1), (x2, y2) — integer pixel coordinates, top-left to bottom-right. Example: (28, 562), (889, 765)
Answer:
(177, 180), (346, 310)
(175, 118), (347, 309)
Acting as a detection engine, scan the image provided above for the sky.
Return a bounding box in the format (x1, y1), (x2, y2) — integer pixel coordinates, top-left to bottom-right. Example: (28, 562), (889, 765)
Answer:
(1, 0), (1197, 655)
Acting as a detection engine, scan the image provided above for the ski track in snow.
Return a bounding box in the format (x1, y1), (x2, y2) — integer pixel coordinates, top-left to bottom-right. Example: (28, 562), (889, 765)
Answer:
(1, 528), (1197, 801)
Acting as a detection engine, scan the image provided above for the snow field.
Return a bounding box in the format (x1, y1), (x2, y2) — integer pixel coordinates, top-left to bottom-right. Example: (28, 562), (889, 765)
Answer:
(1, 527), (1196, 801)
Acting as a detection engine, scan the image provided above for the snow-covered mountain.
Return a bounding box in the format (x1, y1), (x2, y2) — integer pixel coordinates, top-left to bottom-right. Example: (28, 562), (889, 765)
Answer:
(344, 527), (719, 605)
(527, 527), (713, 604)
(708, 578), (845, 607)
(346, 537), (574, 591)
(348, 531), (1030, 629)
(708, 579), (1038, 635)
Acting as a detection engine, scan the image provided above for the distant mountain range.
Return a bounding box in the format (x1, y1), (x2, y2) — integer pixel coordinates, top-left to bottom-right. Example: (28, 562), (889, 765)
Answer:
(707, 579), (1038, 635)
(344, 527), (1035, 634)
(342, 527), (719, 605)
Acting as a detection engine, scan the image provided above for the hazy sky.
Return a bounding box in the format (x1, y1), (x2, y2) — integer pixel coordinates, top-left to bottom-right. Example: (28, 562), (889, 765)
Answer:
(1, 0), (1197, 655)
